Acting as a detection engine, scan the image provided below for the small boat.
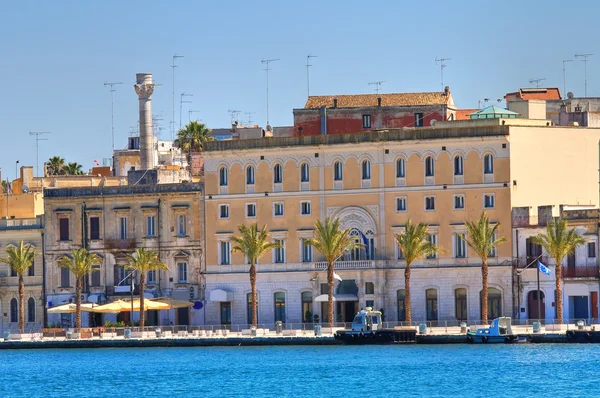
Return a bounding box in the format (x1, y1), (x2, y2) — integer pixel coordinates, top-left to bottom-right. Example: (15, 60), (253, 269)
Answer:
(334, 308), (416, 344)
(467, 317), (518, 344)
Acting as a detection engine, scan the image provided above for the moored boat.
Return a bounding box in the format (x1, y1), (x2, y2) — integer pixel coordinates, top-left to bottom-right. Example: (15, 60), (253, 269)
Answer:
(466, 317), (518, 344)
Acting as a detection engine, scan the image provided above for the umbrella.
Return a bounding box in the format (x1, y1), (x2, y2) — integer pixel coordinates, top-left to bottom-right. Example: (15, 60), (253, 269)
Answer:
(151, 297), (193, 309)
(93, 299), (169, 313)
(47, 303), (99, 314)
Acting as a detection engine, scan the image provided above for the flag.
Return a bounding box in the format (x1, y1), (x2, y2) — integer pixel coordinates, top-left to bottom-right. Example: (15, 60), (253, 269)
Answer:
(94, 160), (100, 166)
(538, 260), (551, 276)
(334, 272), (343, 282)
(359, 230), (370, 258)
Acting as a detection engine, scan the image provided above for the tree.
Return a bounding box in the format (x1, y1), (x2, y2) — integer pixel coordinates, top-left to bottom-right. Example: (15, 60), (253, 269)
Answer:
(394, 219), (441, 324)
(63, 162), (84, 176)
(231, 223), (280, 327)
(531, 218), (586, 322)
(463, 212), (506, 323)
(1, 180), (7, 194)
(0, 242), (39, 333)
(58, 248), (101, 329)
(46, 156), (65, 176)
(306, 217), (364, 326)
(125, 248), (168, 327)
(175, 121), (214, 163)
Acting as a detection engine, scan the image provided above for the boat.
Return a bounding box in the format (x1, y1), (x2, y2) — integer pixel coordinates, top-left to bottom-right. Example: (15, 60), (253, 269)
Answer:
(466, 317), (518, 344)
(334, 308), (416, 344)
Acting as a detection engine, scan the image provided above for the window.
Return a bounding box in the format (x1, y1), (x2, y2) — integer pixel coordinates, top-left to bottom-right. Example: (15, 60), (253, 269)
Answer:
(91, 269), (101, 286)
(588, 242), (597, 258)
(177, 214), (187, 236)
(146, 215), (155, 237)
(10, 298), (17, 323)
(59, 217), (69, 241)
(455, 233), (467, 258)
(481, 288), (502, 320)
(484, 154), (494, 174)
(426, 289), (438, 321)
(396, 197), (406, 212)
(415, 113), (424, 127)
(178, 262), (187, 283)
(361, 160), (371, 180)
(320, 283), (328, 295)
(454, 156), (464, 176)
(274, 292), (286, 323)
(397, 241), (405, 260)
(300, 163), (310, 182)
(300, 201), (311, 215)
(273, 164), (283, 184)
(302, 292), (313, 322)
(455, 288), (467, 321)
(273, 202), (284, 217)
(397, 290), (406, 322)
(220, 241), (231, 265)
(219, 204), (229, 219)
(147, 270), (156, 284)
(246, 203), (256, 218)
(425, 196), (435, 211)
(425, 156), (434, 177)
(27, 298), (35, 323)
(246, 166), (255, 185)
(334, 161), (343, 181)
(90, 216), (100, 240)
(219, 167), (228, 186)
(365, 282), (375, 295)
(10, 267), (17, 277)
(274, 239), (285, 263)
(247, 293), (259, 325)
(61, 266), (70, 287)
(426, 234), (437, 259)
(454, 195), (465, 210)
(119, 217), (127, 239)
(396, 158), (405, 178)
(28, 261), (34, 276)
(302, 239), (313, 262)
(484, 194), (495, 209)
(362, 114), (372, 128)
(220, 302), (232, 326)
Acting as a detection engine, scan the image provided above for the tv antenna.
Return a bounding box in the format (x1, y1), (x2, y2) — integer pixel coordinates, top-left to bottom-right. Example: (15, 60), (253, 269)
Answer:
(529, 78), (546, 88)
(435, 57), (451, 90)
(152, 115), (164, 137)
(103, 82), (123, 153)
(368, 81), (385, 94)
(306, 54), (318, 98)
(171, 54), (184, 141)
(245, 112), (255, 125)
(188, 110), (202, 123)
(228, 109), (242, 125)
(29, 131), (51, 177)
(575, 53), (594, 97)
(179, 92), (193, 130)
(562, 60), (573, 99)
(261, 58), (280, 126)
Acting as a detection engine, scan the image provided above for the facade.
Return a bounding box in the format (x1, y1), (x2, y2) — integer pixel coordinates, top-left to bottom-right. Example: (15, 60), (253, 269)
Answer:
(43, 183), (204, 328)
(113, 136), (189, 177)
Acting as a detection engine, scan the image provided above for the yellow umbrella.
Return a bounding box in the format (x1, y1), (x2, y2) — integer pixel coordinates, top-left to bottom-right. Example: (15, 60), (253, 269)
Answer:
(135, 299), (170, 310)
(151, 297), (193, 309)
(48, 303), (99, 313)
(93, 300), (131, 314)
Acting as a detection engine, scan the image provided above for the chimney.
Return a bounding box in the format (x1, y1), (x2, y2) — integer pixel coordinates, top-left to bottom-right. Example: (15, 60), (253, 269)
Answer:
(319, 106), (327, 135)
(134, 73), (155, 170)
(377, 97), (382, 107)
(444, 86), (450, 95)
(333, 98), (338, 108)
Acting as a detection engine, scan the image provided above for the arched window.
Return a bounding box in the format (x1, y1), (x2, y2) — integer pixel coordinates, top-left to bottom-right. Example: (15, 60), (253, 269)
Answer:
(10, 298), (17, 323)
(219, 167), (228, 186)
(247, 293), (259, 325)
(425, 156), (434, 177)
(246, 165), (255, 185)
(454, 156), (464, 176)
(396, 158), (405, 178)
(484, 154), (494, 174)
(27, 297), (35, 323)
(334, 161), (343, 181)
(273, 164), (283, 184)
(455, 288), (467, 320)
(301, 292), (313, 322)
(300, 163), (310, 182)
(361, 160), (371, 180)
(481, 288), (502, 319)
(347, 229), (375, 260)
(274, 292), (286, 323)
(397, 289), (406, 322)
(426, 289), (438, 321)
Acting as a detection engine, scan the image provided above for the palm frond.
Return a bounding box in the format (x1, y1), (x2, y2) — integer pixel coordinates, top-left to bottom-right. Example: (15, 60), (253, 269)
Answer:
(394, 219), (442, 266)
(0, 241), (39, 275)
(463, 212), (506, 261)
(57, 248), (101, 278)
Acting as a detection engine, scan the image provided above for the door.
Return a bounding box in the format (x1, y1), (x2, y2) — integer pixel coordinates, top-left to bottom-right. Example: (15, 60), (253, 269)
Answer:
(573, 296), (589, 319)
(591, 292), (598, 319)
(527, 290), (545, 320)
(177, 307), (190, 326)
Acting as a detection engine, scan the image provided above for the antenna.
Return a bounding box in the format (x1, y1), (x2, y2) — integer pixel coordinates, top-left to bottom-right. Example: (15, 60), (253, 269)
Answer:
(368, 81), (385, 94)
(179, 92), (193, 130)
(575, 53), (594, 97)
(188, 110), (202, 123)
(245, 112), (255, 125)
(562, 59), (574, 99)
(228, 109), (242, 125)
(152, 115), (164, 137)
(435, 57), (451, 90)
(261, 58), (280, 126)
(306, 54), (318, 98)
(529, 78), (546, 88)
(103, 82), (123, 153)
(29, 131), (51, 177)
(171, 54), (184, 141)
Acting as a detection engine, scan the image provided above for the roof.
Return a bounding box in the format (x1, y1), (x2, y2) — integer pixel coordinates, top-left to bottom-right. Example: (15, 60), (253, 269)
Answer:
(469, 105), (520, 119)
(304, 92), (452, 109)
(455, 109), (478, 120)
(505, 88), (562, 101)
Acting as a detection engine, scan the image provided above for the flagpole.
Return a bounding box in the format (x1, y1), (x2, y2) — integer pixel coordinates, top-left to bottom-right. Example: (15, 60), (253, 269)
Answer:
(537, 261), (541, 322)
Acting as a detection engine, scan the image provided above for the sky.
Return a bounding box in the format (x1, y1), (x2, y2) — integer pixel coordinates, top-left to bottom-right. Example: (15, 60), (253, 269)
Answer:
(1, 0), (599, 179)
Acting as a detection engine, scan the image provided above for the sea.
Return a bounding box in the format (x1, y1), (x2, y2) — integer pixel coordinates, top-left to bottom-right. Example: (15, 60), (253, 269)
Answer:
(0, 345), (596, 397)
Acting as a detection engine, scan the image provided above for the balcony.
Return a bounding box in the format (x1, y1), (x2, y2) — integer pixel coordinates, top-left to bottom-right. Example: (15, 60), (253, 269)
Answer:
(314, 260), (375, 270)
(105, 238), (137, 250)
(562, 265), (600, 279)
(512, 215), (553, 228)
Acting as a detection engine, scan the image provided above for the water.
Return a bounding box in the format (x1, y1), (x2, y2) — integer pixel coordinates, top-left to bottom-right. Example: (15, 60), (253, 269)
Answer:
(0, 345), (597, 397)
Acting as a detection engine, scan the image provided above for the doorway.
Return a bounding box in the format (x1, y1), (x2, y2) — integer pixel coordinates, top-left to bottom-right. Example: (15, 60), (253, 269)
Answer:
(572, 296), (589, 319)
(90, 312), (103, 328)
(527, 290), (545, 320)
(177, 307), (190, 326)
(336, 301), (358, 323)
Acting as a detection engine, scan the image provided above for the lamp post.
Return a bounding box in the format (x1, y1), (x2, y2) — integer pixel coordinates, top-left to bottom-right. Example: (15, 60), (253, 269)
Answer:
(130, 273), (135, 327)
(516, 254), (543, 321)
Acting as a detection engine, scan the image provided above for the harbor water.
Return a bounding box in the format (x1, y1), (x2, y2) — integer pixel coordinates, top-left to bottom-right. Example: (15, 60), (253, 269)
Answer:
(0, 345), (597, 397)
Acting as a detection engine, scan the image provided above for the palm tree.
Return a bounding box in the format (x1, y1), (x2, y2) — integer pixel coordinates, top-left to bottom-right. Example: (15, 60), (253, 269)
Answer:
(307, 217), (364, 327)
(463, 212), (506, 323)
(1, 180), (7, 194)
(394, 219), (441, 324)
(125, 248), (168, 328)
(0, 242), (39, 333)
(175, 121), (214, 162)
(46, 156), (65, 176)
(231, 223), (280, 327)
(58, 248), (101, 329)
(531, 218), (586, 322)
(63, 162), (84, 176)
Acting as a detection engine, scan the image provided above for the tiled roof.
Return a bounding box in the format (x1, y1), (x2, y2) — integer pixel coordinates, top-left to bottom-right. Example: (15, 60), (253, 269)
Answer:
(505, 88), (562, 101)
(455, 109), (478, 120)
(304, 92), (452, 109)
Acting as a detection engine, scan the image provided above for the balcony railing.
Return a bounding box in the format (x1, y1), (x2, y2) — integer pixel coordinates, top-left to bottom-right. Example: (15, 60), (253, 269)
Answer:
(562, 265), (600, 278)
(314, 260), (375, 270)
(512, 215), (552, 228)
(105, 238), (137, 250)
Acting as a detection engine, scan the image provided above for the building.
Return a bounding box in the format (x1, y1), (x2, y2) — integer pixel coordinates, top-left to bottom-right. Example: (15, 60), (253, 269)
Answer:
(293, 88), (457, 136)
(112, 136), (189, 177)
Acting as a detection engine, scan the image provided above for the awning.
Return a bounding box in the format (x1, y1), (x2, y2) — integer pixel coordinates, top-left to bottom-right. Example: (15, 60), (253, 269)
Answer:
(315, 294), (358, 302)
(209, 289), (233, 302)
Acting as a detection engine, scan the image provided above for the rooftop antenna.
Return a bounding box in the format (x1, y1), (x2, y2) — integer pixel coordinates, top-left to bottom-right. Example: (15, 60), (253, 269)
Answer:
(562, 60), (573, 99)
(306, 54), (318, 98)
(245, 111), (255, 125)
(228, 109), (242, 125)
(575, 53), (594, 97)
(261, 58), (280, 127)
(435, 57), (451, 90)
(368, 81), (385, 94)
(29, 131), (51, 177)
(179, 92), (193, 130)
(152, 115), (164, 137)
(171, 54), (184, 141)
(188, 110), (202, 123)
(529, 78), (546, 88)
(103, 82), (123, 153)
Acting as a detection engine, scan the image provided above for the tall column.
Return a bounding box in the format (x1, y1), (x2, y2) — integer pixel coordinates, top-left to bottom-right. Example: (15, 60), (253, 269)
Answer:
(134, 73), (155, 170)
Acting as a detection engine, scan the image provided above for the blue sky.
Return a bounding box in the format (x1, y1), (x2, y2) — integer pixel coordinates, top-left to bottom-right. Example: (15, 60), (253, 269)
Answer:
(0, 0), (598, 179)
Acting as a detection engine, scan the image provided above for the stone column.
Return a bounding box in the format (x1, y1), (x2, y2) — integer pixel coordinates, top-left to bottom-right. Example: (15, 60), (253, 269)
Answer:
(134, 73), (155, 170)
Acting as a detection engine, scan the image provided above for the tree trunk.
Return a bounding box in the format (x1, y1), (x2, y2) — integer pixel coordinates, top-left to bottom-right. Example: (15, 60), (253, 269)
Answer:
(18, 274), (24, 334)
(75, 277), (82, 330)
(250, 263), (257, 327)
(327, 262), (334, 327)
(555, 261), (563, 322)
(481, 260), (489, 324)
(404, 262), (412, 325)
(139, 272), (146, 328)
